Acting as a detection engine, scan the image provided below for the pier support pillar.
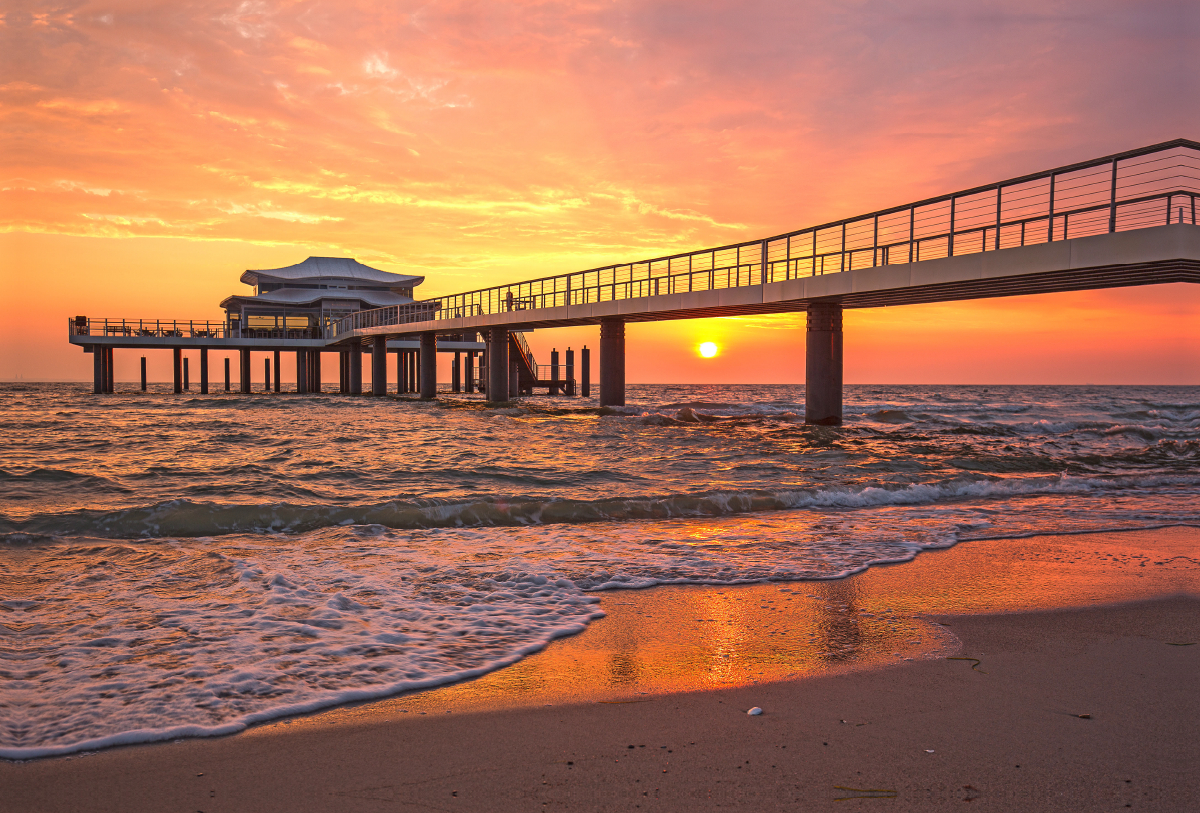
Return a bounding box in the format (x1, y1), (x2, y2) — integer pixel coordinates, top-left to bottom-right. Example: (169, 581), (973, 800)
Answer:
(420, 331), (437, 400)
(273, 350), (281, 392)
(239, 348), (251, 394)
(371, 336), (388, 396)
(263, 358), (270, 392)
(510, 357), (520, 399)
(804, 302), (843, 426)
(173, 348), (183, 394)
(465, 352), (476, 393)
(184, 357), (190, 391)
(311, 351), (323, 393)
(224, 358), (230, 392)
(296, 350), (308, 393)
(550, 349), (560, 396)
(200, 348), (209, 394)
(349, 346), (362, 394)
(141, 356), (148, 392)
(106, 347), (114, 393)
(452, 352), (461, 393)
(581, 346), (590, 397)
(93, 346), (103, 394)
(599, 319), (625, 407)
(341, 351), (350, 393)
(565, 348), (575, 396)
(398, 350), (408, 394)
(486, 327), (509, 402)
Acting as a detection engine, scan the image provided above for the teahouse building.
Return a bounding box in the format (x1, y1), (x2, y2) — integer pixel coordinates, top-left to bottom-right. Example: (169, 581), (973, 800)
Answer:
(220, 257), (425, 339)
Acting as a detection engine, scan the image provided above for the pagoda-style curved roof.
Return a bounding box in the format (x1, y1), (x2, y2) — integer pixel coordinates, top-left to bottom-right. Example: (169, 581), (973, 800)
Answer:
(241, 257), (424, 287)
(219, 288), (416, 310)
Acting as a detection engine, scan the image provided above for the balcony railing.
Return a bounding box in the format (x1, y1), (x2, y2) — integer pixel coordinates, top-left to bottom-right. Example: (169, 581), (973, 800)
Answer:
(333, 138), (1199, 338)
(69, 318), (232, 339)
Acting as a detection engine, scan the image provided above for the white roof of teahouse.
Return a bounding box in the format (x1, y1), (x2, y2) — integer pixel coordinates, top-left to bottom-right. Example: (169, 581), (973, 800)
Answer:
(219, 288), (416, 310)
(240, 257), (424, 287)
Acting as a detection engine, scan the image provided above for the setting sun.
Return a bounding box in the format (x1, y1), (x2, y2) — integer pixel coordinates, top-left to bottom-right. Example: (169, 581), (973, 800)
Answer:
(699, 342), (719, 358)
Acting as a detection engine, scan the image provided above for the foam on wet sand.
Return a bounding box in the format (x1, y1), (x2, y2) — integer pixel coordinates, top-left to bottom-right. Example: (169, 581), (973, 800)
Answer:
(3, 528), (1198, 812)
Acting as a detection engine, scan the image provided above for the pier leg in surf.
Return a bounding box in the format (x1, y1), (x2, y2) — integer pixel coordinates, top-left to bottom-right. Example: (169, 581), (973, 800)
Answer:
(200, 348), (208, 394)
(173, 347), (183, 394)
(142, 355), (149, 392)
(566, 348), (575, 396)
(804, 302), (843, 425)
(599, 319), (625, 407)
(452, 351), (461, 393)
(239, 348), (251, 394)
(273, 350), (281, 392)
(184, 357), (190, 391)
(371, 335), (388, 396)
(92, 345), (103, 394)
(420, 331), (437, 400)
(581, 346), (590, 397)
(224, 357), (230, 392)
(349, 346), (362, 395)
(487, 327), (509, 402)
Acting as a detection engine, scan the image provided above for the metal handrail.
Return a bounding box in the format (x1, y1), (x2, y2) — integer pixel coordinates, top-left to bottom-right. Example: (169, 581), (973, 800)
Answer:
(69, 318), (232, 339)
(333, 139), (1199, 338)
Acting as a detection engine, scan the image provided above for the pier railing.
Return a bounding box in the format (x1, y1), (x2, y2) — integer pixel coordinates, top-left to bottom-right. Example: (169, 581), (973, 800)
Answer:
(332, 139), (1199, 338)
(70, 317), (232, 339)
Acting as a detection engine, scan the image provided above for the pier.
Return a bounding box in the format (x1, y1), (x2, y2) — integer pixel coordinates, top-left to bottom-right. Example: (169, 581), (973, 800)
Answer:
(70, 140), (1200, 422)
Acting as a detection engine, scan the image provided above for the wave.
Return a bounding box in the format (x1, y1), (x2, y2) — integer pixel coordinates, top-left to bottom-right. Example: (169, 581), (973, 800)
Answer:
(8, 473), (1199, 541)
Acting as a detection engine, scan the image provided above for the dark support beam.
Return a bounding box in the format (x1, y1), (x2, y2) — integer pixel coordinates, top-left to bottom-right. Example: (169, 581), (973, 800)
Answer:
(452, 351), (461, 393)
(239, 348), (251, 394)
(420, 331), (437, 400)
(93, 345), (103, 394)
(173, 347), (183, 394)
(107, 348), (114, 392)
(487, 327), (508, 402)
(264, 358), (270, 392)
(312, 351), (322, 393)
(565, 348), (575, 396)
(273, 350), (281, 392)
(200, 348), (208, 394)
(465, 351), (475, 393)
(550, 348), (560, 396)
(804, 302), (843, 426)
(224, 357), (230, 392)
(341, 351), (349, 393)
(581, 346), (590, 397)
(599, 319), (625, 407)
(349, 347), (362, 394)
(371, 336), (388, 396)
(394, 350), (402, 394)
(509, 357), (519, 399)
(184, 357), (190, 391)
(141, 356), (148, 392)
(296, 350), (307, 393)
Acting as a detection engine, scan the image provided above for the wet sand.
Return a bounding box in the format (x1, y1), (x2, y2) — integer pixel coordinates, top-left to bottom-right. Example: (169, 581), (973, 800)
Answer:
(4, 527), (1198, 812)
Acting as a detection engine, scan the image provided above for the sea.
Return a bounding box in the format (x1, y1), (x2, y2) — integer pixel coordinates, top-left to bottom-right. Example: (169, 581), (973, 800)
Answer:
(2, 382), (1198, 759)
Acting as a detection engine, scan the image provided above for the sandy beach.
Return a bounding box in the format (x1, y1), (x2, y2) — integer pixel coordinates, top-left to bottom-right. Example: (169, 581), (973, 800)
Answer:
(4, 527), (1198, 812)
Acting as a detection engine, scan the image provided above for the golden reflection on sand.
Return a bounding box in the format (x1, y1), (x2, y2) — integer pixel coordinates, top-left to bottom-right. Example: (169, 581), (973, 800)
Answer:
(272, 527), (1199, 728)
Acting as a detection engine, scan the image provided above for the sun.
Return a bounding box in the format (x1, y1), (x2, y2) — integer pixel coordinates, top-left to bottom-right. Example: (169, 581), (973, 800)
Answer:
(698, 341), (719, 358)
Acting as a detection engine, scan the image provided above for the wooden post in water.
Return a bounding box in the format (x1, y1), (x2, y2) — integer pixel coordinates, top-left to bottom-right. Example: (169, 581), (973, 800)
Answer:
(420, 331), (437, 400)
(465, 351), (475, 393)
(565, 348), (575, 396)
(273, 350), (281, 392)
(93, 346), (103, 394)
(141, 356), (148, 392)
(487, 327), (508, 402)
(183, 356), (190, 390)
(173, 348), (183, 394)
(550, 348), (560, 396)
(581, 346), (590, 397)
(200, 348), (209, 394)
(452, 351), (461, 393)
(599, 319), (625, 407)
(296, 350), (307, 393)
(371, 336), (388, 396)
(264, 358), (270, 392)
(239, 348), (251, 394)
(224, 357), (231, 391)
(349, 347), (362, 394)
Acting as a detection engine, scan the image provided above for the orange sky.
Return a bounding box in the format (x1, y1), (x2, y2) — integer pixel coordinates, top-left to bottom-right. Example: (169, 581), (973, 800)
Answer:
(2, 0), (1197, 384)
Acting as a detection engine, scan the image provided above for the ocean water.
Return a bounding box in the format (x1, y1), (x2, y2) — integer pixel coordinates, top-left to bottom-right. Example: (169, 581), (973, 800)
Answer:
(2, 382), (1198, 758)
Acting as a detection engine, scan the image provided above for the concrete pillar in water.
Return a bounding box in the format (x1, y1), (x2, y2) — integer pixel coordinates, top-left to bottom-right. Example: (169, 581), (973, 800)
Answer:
(264, 358), (270, 392)
(550, 348), (560, 396)
(93, 346), (103, 394)
(565, 348), (575, 396)
(509, 357), (520, 399)
(349, 346), (363, 394)
(581, 346), (590, 397)
(420, 331), (437, 400)
(239, 348), (251, 394)
(183, 357), (190, 391)
(452, 351), (461, 393)
(200, 348), (209, 394)
(224, 357), (231, 392)
(804, 302), (843, 426)
(173, 348), (183, 394)
(141, 356), (148, 392)
(371, 336), (388, 396)
(398, 349), (407, 394)
(487, 327), (508, 402)
(599, 319), (625, 407)
(296, 350), (308, 393)
(312, 351), (323, 393)
(273, 350), (281, 392)
(465, 351), (475, 393)
(341, 351), (350, 393)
